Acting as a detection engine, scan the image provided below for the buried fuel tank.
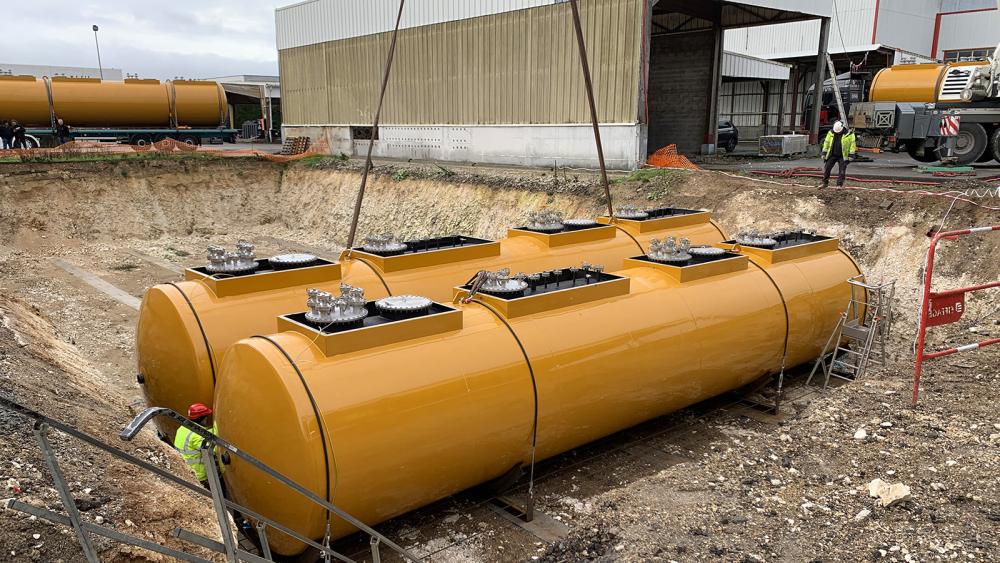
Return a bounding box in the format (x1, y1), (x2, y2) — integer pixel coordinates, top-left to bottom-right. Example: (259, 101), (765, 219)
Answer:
(136, 208), (726, 439)
(213, 230), (860, 556)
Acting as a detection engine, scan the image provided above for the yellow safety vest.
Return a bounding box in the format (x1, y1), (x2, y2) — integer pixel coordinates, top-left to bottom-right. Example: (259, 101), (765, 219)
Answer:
(173, 422), (219, 482)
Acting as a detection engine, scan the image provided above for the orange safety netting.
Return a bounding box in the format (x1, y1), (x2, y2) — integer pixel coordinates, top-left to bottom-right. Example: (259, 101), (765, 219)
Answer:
(645, 144), (701, 170)
(0, 137), (330, 162)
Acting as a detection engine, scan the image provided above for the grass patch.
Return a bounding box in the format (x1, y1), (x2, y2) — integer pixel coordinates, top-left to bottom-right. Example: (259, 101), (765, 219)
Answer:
(299, 153), (349, 167)
(612, 168), (683, 184)
(392, 169), (411, 181)
(167, 246), (190, 257)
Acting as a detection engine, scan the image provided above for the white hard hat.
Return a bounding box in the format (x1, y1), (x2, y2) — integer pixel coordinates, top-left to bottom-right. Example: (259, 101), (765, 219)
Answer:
(833, 121), (845, 133)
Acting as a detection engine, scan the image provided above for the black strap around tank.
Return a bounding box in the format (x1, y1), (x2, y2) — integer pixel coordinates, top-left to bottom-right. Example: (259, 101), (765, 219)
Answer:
(343, 254), (393, 296)
(251, 335), (333, 517)
(745, 260), (790, 362)
(166, 282), (217, 384)
(466, 298), (540, 512)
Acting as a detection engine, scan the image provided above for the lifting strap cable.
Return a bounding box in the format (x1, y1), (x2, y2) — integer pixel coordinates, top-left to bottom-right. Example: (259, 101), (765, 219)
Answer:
(343, 254), (393, 296)
(466, 298), (540, 520)
(345, 0), (406, 253)
(569, 0), (615, 222)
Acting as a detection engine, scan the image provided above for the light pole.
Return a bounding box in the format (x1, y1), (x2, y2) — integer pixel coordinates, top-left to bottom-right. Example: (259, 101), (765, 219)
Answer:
(92, 24), (104, 80)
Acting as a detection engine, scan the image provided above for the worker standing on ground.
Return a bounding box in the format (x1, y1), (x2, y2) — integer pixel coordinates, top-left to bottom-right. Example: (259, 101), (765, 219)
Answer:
(0, 120), (12, 150)
(11, 120), (27, 149)
(55, 119), (71, 146)
(820, 120), (857, 189)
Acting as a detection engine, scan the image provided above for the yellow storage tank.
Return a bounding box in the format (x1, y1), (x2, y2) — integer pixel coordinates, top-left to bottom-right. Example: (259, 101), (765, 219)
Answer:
(0, 76), (226, 128)
(0, 76), (51, 127)
(868, 61), (987, 103)
(213, 231), (861, 556)
(49, 77), (171, 127)
(170, 80), (227, 127)
(137, 209), (727, 439)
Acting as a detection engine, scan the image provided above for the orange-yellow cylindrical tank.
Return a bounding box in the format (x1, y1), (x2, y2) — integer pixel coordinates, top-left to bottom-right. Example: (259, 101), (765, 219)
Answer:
(170, 80), (227, 127)
(137, 212), (726, 439)
(868, 61), (986, 103)
(0, 76), (226, 128)
(0, 76), (51, 126)
(214, 236), (861, 556)
(49, 78), (171, 127)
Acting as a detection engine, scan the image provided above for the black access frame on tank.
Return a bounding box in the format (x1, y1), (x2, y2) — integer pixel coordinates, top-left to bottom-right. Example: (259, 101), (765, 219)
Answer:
(188, 256), (335, 279)
(460, 269), (625, 300)
(284, 301), (457, 334)
(512, 221), (605, 235)
(724, 231), (834, 250)
(352, 235), (494, 257)
(629, 250), (744, 268)
(631, 206), (703, 221)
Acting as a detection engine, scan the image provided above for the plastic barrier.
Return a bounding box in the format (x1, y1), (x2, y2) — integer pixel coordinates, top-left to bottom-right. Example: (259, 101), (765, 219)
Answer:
(912, 225), (1000, 405)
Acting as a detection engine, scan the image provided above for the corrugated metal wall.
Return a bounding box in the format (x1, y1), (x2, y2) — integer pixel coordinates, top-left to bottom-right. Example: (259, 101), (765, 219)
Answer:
(276, 0), (561, 50)
(724, 0), (876, 59)
(719, 79), (786, 139)
(279, 0), (643, 126)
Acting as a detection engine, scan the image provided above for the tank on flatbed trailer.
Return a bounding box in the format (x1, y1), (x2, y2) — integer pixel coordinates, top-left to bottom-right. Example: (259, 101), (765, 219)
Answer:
(0, 75), (236, 148)
(850, 45), (1000, 165)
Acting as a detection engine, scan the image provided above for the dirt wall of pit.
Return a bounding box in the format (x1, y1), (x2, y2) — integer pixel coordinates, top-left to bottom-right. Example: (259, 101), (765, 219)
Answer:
(3, 158), (995, 326)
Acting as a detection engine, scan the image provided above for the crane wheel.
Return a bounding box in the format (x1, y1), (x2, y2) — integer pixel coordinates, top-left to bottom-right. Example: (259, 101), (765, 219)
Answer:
(952, 123), (987, 165)
(989, 127), (1000, 164)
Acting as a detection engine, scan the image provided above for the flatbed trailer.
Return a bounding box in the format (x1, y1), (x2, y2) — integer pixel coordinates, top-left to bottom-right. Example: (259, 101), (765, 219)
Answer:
(24, 127), (238, 149)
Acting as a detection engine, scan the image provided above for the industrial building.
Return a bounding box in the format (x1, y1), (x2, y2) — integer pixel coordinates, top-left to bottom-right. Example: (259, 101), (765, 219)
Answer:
(276, 0), (833, 169)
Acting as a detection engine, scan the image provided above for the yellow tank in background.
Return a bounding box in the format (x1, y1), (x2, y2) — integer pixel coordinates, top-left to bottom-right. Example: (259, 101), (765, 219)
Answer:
(212, 232), (861, 556)
(137, 210), (727, 438)
(0, 76), (226, 128)
(868, 61), (987, 103)
(0, 76), (51, 125)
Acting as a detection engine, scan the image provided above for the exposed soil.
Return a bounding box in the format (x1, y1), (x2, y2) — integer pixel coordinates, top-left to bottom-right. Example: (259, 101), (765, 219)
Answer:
(0, 156), (997, 562)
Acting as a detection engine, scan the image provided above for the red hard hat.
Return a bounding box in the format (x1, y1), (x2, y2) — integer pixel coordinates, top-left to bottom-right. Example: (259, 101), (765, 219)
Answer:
(187, 403), (213, 419)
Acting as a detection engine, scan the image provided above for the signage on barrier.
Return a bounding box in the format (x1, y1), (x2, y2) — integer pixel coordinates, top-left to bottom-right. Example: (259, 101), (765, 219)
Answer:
(926, 293), (965, 327)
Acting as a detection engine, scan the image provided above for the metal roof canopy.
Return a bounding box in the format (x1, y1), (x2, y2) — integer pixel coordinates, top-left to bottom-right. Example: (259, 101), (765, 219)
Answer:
(221, 83), (281, 101)
(652, 0), (831, 36)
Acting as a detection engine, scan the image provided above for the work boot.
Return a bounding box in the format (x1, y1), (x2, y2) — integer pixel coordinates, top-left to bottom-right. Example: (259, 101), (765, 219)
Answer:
(819, 180), (828, 189)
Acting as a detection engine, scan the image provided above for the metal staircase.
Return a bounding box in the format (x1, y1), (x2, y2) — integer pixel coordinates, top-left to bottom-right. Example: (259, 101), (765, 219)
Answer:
(1, 396), (421, 563)
(808, 276), (895, 389)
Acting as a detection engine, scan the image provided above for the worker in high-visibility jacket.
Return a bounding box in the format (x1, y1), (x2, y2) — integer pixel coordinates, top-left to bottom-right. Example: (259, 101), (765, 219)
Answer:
(174, 403), (251, 532)
(821, 120), (858, 189)
(174, 402), (220, 487)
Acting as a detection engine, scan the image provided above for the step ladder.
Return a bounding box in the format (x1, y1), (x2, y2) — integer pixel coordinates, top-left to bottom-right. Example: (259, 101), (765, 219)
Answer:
(808, 276), (895, 389)
(1, 396), (422, 563)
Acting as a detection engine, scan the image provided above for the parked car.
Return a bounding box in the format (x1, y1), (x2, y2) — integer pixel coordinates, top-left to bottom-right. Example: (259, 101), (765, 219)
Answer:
(718, 120), (739, 152)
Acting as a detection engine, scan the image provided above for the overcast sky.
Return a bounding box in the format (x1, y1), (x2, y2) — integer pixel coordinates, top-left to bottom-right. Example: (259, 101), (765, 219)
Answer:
(6, 1), (286, 79)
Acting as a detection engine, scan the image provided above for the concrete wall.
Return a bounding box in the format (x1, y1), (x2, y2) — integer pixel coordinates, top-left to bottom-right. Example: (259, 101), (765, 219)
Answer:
(646, 30), (716, 154)
(283, 123), (643, 169)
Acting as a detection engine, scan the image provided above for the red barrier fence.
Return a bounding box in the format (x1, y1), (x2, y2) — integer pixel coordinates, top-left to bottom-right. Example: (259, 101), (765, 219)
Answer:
(913, 225), (1000, 405)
